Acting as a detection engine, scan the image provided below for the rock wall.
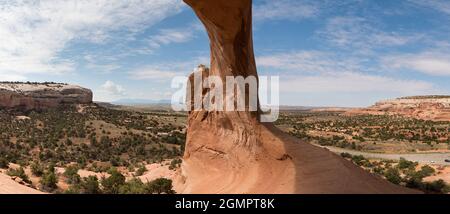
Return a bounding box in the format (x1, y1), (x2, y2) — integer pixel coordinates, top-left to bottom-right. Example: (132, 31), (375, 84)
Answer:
(0, 83), (92, 110)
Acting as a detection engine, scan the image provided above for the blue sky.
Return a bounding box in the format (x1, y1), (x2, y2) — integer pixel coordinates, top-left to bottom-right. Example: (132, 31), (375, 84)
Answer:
(1, 0), (450, 107)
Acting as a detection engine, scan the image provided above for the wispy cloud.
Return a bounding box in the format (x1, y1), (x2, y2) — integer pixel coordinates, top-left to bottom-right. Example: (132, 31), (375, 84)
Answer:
(257, 51), (361, 74)
(0, 0), (183, 78)
(129, 68), (182, 80)
(128, 56), (208, 81)
(281, 72), (436, 94)
(148, 27), (197, 49)
(253, 0), (320, 21)
(319, 16), (422, 54)
(408, 0), (450, 15)
(383, 52), (450, 76)
(257, 50), (437, 95)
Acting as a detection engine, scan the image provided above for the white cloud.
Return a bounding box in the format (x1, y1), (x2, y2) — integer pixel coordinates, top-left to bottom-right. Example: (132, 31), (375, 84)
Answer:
(254, 0), (320, 21)
(148, 27), (196, 49)
(280, 72), (435, 94)
(0, 72), (27, 81)
(129, 68), (181, 80)
(408, 0), (450, 15)
(257, 50), (438, 96)
(319, 16), (421, 53)
(100, 80), (126, 96)
(383, 52), (450, 76)
(0, 0), (183, 77)
(128, 57), (209, 81)
(257, 51), (361, 74)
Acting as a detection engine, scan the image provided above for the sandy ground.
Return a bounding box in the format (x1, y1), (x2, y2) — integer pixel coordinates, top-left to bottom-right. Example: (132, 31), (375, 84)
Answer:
(424, 166), (450, 183)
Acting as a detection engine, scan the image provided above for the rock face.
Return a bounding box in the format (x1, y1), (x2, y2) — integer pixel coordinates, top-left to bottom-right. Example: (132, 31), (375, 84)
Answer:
(178, 0), (415, 193)
(0, 82), (92, 110)
(347, 96), (450, 121)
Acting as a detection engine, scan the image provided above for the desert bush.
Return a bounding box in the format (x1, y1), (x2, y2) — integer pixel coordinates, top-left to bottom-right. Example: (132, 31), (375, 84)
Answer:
(118, 178), (147, 194)
(81, 176), (101, 194)
(101, 168), (125, 194)
(64, 165), (81, 184)
(423, 179), (449, 194)
(134, 165), (147, 176)
(0, 157), (8, 168)
(30, 162), (44, 177)
(384, 167), (402, 185)
(40, 169), (58, 191)
(419, 165), (435, 177)
(145, 178), (175, 194)
(398, 158), (417, 170)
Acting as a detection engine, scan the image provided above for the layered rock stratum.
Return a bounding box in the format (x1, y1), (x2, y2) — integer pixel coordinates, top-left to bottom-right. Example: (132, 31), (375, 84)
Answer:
(347, 96), (450, 121)
(0, 82), (92, 110)
(177, 0), (416, 193)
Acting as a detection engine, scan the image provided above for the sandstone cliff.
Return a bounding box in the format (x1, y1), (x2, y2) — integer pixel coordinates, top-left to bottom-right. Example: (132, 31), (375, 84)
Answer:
(347, 96), (450, 121)
(177, 0), (415, 194)
(0, 82), (92, 110)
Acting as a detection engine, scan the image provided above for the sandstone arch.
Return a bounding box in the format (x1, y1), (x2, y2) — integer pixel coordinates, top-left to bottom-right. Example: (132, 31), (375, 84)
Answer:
(178, 0), (416, 194)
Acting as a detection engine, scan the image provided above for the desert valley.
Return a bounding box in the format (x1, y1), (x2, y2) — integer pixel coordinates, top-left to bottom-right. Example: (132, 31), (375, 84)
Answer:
(1, 0), (450, 201)
(0, 81), (449, 194)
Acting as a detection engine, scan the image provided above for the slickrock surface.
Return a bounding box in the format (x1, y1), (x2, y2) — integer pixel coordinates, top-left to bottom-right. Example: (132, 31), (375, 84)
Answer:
(177, 0), (417, 194)
(0, 82), (92, 110)
(0, 173), (43, 194)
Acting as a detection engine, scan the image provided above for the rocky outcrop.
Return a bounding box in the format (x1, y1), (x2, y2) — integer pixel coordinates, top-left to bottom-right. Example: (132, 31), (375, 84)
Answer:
(0, 173), (43, 194)
(347, 96), (450, 121)
(178, 0), (415, 193)
(0, 83), (92, 110)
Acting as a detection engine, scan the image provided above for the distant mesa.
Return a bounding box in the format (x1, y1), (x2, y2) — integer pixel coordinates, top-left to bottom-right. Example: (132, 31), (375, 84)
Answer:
(0, 82), (92, 110)
(347, 95), (450, 122)
(112, 99), (171, 105)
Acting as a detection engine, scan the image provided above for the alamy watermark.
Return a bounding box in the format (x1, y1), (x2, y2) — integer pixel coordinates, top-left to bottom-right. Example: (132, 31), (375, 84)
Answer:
(171, 68), (279, 122)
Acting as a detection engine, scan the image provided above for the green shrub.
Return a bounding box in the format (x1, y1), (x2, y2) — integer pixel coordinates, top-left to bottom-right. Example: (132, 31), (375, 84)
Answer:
(418, 165), (435, 177)
(40, 170), (58, 191)
(340, 152), (352, 159)
(145, 178), (175, 194)
(81, 176), (101, 194)
(64, 165), (81, 184)
(118, 178), (147, 194)
(398, 158), (417, 170)
(101, 168), (125, 194)
(134, 165), (147, 176)
(423, 179), (448, 194)
(384, 167), (402, 185)
(0, 157), (8, 169)
(30, 162), (44, 177)
(169, 159), (182, 170)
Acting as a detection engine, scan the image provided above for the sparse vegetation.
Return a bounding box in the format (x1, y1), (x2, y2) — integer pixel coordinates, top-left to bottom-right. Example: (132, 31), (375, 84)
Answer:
(40, 165), (58, 191)
(276, 111), (450, 153)
(340, 152), (450, 193)
(0, 103), (185, 193)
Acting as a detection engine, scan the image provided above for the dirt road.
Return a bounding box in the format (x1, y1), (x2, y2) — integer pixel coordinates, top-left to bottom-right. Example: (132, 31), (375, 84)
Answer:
(323, 146), (450, 165)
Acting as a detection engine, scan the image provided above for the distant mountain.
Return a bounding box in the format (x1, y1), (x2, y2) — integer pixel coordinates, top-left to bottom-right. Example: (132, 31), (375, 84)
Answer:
(112, 99), (171, 105)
